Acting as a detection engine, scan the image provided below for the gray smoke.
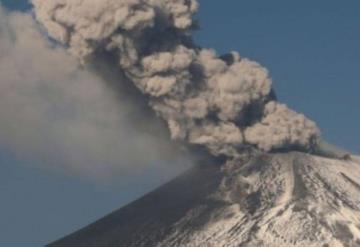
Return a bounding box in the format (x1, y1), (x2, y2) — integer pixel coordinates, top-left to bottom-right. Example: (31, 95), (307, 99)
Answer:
(0, 6), (190, 180)
(32, 0), (320, 158)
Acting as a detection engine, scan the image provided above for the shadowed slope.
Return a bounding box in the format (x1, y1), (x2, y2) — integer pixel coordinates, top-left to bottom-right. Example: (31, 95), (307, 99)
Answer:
(47, 164), (224, 247)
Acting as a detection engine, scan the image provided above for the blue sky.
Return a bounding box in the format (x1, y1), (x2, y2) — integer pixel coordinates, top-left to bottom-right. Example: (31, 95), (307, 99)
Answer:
(0, 1), (359, 246)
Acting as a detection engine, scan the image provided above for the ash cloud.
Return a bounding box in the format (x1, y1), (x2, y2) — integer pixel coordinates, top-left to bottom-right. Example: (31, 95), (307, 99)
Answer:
(0, 6), (189, 179)
(31, 0), (320, 159)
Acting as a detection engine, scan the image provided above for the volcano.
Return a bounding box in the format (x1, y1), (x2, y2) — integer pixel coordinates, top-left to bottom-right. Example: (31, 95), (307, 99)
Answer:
(47, 152), (360, 247)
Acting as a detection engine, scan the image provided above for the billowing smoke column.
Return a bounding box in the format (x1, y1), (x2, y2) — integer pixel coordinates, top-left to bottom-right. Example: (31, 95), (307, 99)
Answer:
(32, 0), (320, 158)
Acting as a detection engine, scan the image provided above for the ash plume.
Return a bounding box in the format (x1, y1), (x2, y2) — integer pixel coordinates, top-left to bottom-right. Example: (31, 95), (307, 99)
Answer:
(0, 5), (189, 179)
(32, 0), (320, 159)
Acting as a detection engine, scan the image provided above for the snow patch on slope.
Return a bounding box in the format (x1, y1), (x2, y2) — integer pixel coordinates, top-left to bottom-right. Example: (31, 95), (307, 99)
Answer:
(158, 153), (360, 247)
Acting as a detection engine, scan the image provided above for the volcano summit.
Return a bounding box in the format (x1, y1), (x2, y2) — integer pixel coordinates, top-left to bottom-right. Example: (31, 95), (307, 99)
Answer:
(48, 152), (360, 247)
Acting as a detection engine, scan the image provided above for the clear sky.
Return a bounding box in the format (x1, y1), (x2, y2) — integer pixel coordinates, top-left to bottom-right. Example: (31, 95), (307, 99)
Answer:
(0, 1), (359, 246)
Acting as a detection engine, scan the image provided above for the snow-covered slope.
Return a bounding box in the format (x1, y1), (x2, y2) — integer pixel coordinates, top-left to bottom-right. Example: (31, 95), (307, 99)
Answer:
(48, 152), (360, 247)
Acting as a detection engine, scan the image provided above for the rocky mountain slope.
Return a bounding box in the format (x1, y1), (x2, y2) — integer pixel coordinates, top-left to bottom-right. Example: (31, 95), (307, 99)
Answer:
(47, 152), (360, 247)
